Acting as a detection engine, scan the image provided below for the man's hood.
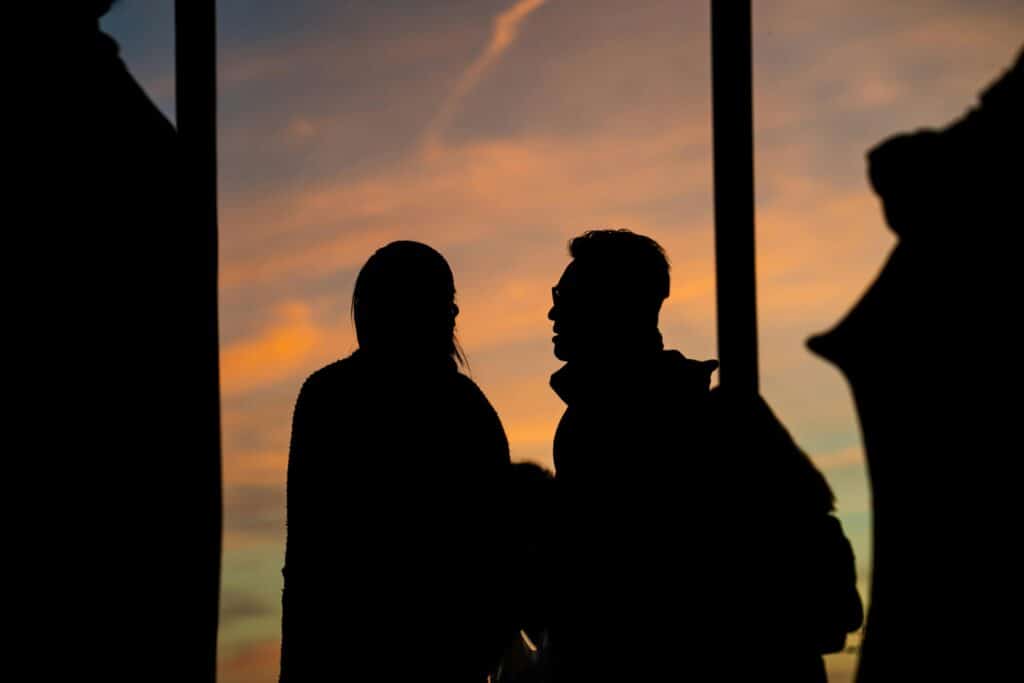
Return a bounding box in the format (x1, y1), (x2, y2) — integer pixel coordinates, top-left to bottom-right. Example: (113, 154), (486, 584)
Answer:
(550, 350), (719, 406)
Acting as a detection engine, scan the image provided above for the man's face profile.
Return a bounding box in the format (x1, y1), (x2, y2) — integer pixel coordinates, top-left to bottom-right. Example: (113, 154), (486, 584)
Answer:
(549, 260), (603, 362)
(549, 249), (661, 363)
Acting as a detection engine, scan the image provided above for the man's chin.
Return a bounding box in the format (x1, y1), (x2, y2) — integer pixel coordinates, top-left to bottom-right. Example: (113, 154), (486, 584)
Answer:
(552, 338), (573, 362)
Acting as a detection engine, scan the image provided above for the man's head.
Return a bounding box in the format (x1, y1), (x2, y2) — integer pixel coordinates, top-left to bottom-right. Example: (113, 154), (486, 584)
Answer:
(548, 229), (670, 362)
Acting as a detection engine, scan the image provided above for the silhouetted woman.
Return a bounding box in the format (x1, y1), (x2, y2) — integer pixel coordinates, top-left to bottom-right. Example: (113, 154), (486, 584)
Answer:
(279, 241), (512, 682)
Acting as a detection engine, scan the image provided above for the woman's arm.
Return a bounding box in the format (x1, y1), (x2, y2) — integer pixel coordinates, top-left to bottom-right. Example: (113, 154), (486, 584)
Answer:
(279, 376), (325, 681)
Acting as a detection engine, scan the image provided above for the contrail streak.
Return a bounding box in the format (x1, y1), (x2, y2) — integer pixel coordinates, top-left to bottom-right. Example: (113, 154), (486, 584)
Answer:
(422, 0), (548, 155)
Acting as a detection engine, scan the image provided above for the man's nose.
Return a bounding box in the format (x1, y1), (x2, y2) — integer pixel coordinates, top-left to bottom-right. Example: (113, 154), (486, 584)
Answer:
(548, 304), (557, 321)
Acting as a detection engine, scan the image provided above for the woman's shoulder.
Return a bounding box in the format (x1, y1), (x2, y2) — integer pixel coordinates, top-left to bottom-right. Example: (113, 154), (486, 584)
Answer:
(450, 371), (494, 405)
(450, 373), (508, 438)
(298, 353), (365, 399)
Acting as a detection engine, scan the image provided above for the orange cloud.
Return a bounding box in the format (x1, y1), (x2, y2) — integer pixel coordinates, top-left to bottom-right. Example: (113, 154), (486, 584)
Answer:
(809, 445), (865, 472)
(220, 302), (335, 398)
(219, 638), (281, 683)
(221, 119), (710, 293)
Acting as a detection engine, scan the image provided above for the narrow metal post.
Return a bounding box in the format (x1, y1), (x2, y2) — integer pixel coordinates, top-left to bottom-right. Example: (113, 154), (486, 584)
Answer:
(711, 0), (760, 396)
(175, 2), (223, 680)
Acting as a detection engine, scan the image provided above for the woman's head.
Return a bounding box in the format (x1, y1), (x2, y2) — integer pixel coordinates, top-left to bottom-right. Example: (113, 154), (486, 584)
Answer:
(352, 241), (464, 365)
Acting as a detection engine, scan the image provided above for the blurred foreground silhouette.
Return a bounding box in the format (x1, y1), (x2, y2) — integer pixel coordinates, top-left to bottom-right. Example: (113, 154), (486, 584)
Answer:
(809, 49), (1023, 681)
(16, 3), (221, 680)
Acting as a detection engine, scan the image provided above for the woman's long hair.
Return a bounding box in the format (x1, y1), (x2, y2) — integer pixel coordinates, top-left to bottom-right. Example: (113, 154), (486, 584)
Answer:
(351, 241), (467, 367)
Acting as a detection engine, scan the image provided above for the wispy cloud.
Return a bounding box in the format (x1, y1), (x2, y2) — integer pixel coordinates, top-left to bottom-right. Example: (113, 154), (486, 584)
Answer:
(422, 0), (549, 154)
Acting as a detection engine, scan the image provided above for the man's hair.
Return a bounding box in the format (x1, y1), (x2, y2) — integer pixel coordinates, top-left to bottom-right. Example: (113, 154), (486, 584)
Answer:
(568, 229), (671, 307)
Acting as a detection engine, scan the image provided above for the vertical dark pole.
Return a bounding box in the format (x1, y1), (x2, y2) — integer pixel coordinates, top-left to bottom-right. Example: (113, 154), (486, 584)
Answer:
(711, 0), (760, 396)
(176, 2), (222, 681)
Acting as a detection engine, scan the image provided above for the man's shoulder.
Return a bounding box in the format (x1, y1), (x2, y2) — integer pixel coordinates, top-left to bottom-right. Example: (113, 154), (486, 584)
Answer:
(658, 350), (719, 389)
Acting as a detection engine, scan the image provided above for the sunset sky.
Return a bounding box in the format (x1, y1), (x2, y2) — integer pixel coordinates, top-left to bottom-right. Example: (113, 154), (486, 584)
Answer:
(102, 2), (1022, 681)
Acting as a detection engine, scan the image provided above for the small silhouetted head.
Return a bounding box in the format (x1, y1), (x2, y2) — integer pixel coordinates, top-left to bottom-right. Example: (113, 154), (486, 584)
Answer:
(352, 241), (464, 366)
(510, 462), (557, 520)
(65, 1), (116, 23)
(508, 461), (558, 561)
(77, 1), (116, 19)
(549, 229), (670, 362)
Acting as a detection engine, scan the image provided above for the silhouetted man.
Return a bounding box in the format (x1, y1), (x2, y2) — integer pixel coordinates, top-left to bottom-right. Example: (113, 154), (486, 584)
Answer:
(544, 230), (859, 682)
(545, 230), (720, 681)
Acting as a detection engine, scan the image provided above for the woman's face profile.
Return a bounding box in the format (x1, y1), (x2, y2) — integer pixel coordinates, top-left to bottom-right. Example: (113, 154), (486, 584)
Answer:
(353, 241), (460, 361)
